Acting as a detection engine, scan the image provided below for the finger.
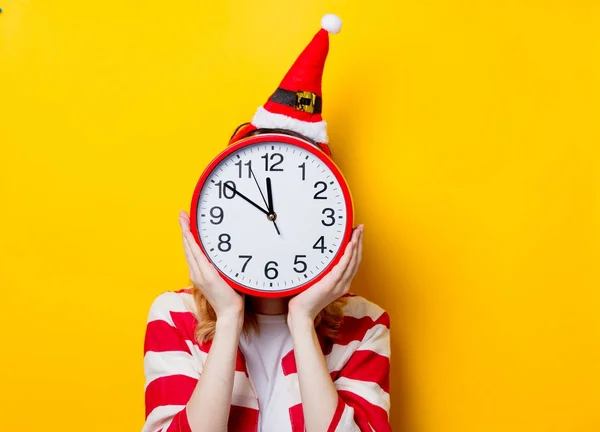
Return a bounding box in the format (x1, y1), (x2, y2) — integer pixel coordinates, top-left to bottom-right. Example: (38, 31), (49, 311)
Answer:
(184, 231), (216, 277)
(330, 234), (358, 283)
(179, 215), (203, 278)
(350, 227), (364, 279)
(182, 233), (201, 280)
(179, 211), (192, 232)
(339, 227), (362, 283)
(341, 234), (360, 284)
(356, 225), (363, 261)
(179, 213), (215, 275)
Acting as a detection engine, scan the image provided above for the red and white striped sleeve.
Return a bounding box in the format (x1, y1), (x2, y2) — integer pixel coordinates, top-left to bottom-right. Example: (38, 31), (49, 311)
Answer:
(327, 298), (392, 432)
(142, 292), (200, 432)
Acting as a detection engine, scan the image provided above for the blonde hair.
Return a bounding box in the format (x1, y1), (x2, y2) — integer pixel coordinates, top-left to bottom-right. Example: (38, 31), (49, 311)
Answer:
(191, 285), (347, 343)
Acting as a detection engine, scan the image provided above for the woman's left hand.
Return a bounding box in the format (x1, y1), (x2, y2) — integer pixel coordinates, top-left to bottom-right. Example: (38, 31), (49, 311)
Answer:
(288, 224), (364, 322)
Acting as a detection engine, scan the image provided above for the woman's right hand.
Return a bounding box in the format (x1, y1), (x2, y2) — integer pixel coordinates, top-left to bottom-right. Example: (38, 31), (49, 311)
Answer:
(178, 210), (244, 323)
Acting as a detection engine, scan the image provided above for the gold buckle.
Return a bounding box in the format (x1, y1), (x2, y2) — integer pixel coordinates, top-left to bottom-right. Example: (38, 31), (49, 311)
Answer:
(295, 91), (317, 114)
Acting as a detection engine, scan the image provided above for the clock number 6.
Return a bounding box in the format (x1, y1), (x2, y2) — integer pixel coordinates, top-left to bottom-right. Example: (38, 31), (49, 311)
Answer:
(293, 255), (307, 273)
(264, 261), (279, 279)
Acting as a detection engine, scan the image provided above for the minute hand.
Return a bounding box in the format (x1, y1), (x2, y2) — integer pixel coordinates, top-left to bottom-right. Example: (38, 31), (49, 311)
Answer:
(224, 184), (269, 216)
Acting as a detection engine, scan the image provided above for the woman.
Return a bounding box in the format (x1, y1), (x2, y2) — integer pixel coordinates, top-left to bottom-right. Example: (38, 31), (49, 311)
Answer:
(143, 210), (390, 432)
(143, 14), (391, 432)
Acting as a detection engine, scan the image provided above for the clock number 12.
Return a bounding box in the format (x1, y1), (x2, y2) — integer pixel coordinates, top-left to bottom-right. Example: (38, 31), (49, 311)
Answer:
(261, 153), (284, 171)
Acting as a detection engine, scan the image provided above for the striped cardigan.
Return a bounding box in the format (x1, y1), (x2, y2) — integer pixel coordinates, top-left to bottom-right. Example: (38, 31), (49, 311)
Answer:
(143, 290), (391, 432)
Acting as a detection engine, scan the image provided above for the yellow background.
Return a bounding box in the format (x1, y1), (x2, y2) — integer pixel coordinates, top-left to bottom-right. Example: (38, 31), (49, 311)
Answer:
(1, 0), (599, 430)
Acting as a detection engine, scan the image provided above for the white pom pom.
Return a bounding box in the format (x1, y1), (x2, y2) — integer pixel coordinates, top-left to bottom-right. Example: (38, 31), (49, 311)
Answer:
(321, 14), (342, 34)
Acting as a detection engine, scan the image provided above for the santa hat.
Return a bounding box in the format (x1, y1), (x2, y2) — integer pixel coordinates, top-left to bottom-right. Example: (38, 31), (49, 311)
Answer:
(229, 14), (343, 156)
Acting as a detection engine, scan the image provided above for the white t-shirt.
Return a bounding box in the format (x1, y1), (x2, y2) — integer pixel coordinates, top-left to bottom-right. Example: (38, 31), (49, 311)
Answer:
(239, 314), (294, 432)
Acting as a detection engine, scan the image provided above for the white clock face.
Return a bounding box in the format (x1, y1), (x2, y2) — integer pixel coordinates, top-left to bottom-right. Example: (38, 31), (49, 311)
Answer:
(194, 139), (351, 296)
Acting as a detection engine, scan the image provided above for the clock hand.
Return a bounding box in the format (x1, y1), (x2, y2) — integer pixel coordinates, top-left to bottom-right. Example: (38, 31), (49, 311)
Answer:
(250, 168), (270, 210)
(266, 177), (274, 213)
(266, 177), (281, 236)
(224, 183), (269, 216)
(249, 167), (281, 236)
(272, 221), (281, 235)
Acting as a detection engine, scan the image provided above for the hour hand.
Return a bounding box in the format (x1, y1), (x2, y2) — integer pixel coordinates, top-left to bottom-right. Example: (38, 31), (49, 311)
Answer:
(266, 177), (274, 213)
(224, 183), (269, 216)
(265, 177), (281, 236)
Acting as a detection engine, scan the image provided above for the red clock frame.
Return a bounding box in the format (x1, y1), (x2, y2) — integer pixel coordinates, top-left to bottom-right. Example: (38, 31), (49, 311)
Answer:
(190, 133), (354, 298)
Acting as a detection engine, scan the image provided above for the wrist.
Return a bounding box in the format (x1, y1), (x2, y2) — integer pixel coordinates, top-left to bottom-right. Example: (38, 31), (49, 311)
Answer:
(216, 300), (244, 322)
(216, 312), (244, 335)
(287, 310), (315, 334)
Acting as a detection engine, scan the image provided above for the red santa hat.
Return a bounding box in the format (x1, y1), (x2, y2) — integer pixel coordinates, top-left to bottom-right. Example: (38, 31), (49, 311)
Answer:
(229, 14), (343, 156)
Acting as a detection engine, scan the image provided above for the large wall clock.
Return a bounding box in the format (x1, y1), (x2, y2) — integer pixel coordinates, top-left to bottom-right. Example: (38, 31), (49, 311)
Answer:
(190, 133), (353, 298)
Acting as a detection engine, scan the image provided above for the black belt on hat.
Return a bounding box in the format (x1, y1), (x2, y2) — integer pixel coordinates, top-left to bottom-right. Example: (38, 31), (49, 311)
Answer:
(269, 88), (323, 114)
